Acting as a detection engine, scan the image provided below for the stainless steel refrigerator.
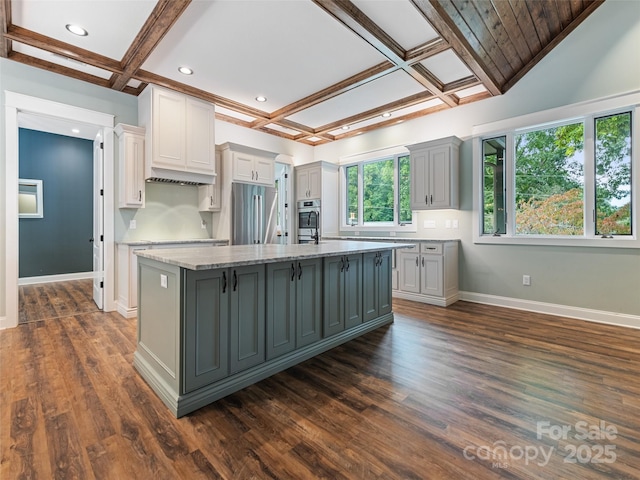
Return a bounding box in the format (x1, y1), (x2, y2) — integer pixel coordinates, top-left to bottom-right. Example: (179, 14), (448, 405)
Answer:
(231, 182), (279, 245)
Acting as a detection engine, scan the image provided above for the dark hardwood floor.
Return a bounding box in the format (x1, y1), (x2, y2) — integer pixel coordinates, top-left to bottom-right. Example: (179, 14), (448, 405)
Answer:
(2, 281), (639, 479)
(18, 279), (100, 324)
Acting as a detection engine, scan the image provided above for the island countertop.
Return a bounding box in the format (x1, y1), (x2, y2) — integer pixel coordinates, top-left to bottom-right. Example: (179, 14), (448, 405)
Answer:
(135, 240), (411, 270)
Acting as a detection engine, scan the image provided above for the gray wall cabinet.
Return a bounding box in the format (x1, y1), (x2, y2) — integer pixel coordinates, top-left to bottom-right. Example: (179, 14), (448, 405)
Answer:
(266, 258), (322, 359)
(323, 254), (363, 336)
(230, 265), (266, 374)
(295, 259), (323, 348)
(184, 269), (229, 393)
(363, 250), (392, 322)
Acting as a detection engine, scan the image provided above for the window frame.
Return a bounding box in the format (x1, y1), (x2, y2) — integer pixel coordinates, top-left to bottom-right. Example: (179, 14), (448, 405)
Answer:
(472, 91), (640, 248)
(340, 152), (417, 232)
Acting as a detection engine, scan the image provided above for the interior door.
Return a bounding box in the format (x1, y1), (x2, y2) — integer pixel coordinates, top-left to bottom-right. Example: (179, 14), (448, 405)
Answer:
(93, 136), (104, 309)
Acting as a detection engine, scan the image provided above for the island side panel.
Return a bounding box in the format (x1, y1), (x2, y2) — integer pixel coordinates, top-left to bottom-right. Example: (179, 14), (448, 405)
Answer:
(135, 257), (182, 399)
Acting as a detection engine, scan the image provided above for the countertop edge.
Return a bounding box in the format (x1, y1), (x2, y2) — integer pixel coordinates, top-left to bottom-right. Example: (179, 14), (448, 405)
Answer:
(135, 241), (413, 270)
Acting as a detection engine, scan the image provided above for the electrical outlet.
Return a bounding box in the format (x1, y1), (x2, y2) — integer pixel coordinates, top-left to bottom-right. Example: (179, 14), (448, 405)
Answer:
(129, 219), (136, 229)
(523, 275), (531, 286)
(424, 220), (436, 229)
(452, 219), (459, 229)
(445, 220), (451, 228)
(160, 274), (168, 288)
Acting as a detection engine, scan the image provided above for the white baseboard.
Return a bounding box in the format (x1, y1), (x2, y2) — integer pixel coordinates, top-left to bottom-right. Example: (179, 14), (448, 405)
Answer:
(19, 271), (95, 285)
(393, 290), (459, 307)
(116, 302), (137, 319)
(459, 291), (640, 330)
(0, 316), (17, 330)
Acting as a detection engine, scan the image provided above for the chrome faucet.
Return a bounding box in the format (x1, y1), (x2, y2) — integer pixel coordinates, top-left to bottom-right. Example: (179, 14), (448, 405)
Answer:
(308, 210), (319, 245)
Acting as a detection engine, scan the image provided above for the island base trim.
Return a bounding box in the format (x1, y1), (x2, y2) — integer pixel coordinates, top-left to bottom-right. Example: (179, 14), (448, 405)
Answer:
(133, 351), (181, 416)
(135, 313), (394, 417)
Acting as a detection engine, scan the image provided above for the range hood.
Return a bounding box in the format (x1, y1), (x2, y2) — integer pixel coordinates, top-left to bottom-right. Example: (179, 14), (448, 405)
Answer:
(145, 165), (216, 186)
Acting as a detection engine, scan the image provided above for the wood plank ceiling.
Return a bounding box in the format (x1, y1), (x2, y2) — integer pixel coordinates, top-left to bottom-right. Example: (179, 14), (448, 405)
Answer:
(0, 0), (604, 145)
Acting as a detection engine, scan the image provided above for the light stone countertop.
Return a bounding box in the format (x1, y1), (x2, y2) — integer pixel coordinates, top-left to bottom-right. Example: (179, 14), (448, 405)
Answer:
(323, 236), (461, 242)
(135, 240), (412, 270)
(119, 239), (229, 246)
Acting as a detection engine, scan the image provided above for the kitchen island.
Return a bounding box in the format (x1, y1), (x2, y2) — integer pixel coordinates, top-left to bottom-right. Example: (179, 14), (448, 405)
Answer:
(134, 241), (410, 417)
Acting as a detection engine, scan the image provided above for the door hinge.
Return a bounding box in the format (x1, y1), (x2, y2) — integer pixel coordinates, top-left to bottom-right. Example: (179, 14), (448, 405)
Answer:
(100, 281), (104, 288)
(100, 235), (104, 242)
(284, 173), (288, 178)
(100, 189), (104, 196)
(100, 142), (104, 149)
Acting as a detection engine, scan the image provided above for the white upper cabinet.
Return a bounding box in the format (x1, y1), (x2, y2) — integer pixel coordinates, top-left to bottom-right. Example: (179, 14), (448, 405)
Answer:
(139, 84), (216, 184)
(228, 147), (275, 186)
(199, 148), (222, 212)
(115, 123), (145, 208)
(408, 136), (461, 210)
(296, 165), (322, 201)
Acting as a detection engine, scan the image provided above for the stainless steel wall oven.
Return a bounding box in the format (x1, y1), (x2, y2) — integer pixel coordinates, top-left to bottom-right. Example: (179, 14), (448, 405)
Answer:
(297, 199), (320, 244)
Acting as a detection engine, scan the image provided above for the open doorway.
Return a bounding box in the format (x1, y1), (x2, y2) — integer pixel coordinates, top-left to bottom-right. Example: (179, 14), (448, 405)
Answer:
(4, 92), (115, 329)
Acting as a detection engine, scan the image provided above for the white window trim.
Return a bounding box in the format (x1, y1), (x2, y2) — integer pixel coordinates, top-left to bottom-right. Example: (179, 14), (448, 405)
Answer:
(472, 90), (640, 248)
(339, 152), (417, 233)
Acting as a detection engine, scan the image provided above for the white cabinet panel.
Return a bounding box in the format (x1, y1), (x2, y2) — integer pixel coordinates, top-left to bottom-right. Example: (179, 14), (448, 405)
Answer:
(186, 97), (215, 174)
(139, 84), (216, 183)
(408, 136), (461, 210)
(395, 241), (458, 306)
(115, 124), (145, 208)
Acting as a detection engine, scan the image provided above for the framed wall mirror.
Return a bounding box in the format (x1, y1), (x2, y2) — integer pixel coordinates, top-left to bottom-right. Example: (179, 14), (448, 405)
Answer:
(18, 179), (43, 218)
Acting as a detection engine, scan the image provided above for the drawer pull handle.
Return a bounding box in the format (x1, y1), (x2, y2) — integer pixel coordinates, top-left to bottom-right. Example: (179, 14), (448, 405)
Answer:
(222, 271), (227, 293)
(233, 270), (238, 291)
(298, 262), (302, 280)
(422, 257), (425, 267)
(415, 256), (419, 267)
(291, 263), (296, 281)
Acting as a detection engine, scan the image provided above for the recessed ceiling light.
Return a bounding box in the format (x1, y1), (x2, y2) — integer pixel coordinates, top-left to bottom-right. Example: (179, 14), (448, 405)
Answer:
(65, 24), (88, 36)
(381, 112), (392, 118)
(178, 66), (193, 75)
(341, 125), (350, 130)
(255, 96), (267, 103)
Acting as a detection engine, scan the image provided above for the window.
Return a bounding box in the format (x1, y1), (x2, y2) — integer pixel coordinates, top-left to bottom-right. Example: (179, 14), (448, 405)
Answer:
(342, 154), (414, 229)
(482, 136), (506, 235)
(475, 97), (637, 247)
(595, 112), (632, 235)
(515, 122), (585, 236)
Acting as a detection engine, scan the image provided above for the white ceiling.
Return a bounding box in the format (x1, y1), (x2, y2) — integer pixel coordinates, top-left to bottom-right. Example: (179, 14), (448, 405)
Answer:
(5, 0), (601, 144)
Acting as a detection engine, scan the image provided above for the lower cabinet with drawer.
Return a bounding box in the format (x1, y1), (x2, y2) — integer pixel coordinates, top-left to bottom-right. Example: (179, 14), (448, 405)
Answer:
(394, 241), (459, 306)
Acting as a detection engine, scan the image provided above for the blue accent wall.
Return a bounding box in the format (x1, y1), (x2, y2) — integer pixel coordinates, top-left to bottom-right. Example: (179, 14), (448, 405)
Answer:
(19, 128), (94, 278)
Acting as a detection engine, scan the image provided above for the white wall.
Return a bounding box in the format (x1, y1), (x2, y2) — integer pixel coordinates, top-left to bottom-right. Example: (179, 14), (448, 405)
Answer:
(314, 0), (640, 316)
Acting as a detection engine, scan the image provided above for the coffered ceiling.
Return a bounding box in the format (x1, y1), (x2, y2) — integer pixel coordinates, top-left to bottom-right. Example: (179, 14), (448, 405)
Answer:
(1, 0), (604, 145)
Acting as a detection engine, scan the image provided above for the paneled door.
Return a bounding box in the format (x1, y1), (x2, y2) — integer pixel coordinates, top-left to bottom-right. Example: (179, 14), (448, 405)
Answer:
(92, 136), (104, 309)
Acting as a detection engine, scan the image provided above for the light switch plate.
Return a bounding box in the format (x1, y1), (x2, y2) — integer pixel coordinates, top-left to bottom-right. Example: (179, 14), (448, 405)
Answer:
(129, 219), (136, 229)
(424, 220), (436, 229)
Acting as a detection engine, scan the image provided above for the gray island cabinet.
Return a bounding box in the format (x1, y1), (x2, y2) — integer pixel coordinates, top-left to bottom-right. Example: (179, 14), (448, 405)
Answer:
(134, 241), (410, 417)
